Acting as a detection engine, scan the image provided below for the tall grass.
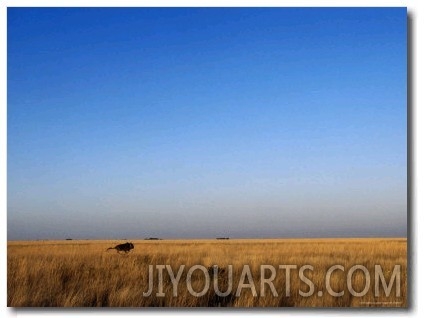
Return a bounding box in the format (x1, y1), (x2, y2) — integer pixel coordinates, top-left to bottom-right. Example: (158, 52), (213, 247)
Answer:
(7, 238), (407, 307)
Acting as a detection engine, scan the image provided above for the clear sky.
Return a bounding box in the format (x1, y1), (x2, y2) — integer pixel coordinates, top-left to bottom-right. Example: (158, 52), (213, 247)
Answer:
(7, 8), (407, 240)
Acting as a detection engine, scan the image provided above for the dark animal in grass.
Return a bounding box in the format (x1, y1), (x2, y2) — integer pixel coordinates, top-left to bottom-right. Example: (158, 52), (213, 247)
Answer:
(107, 242), (134, 253)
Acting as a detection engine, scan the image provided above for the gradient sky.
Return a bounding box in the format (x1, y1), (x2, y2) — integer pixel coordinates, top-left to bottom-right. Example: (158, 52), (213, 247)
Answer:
(7, 8), (407, 240)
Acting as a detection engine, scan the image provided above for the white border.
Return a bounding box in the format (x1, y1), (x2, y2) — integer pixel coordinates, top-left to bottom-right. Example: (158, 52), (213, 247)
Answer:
(2, 1), (424, 317)
(0, 0), (413, 7)
(1, 0), (8, 317)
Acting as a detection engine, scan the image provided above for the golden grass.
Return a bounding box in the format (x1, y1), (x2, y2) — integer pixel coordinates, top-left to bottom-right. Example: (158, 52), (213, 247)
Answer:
(7, 238), (407, 307)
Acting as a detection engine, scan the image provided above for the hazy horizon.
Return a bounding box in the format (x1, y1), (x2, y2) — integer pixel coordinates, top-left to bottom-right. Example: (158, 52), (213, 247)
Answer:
(8, 8), (407, 240)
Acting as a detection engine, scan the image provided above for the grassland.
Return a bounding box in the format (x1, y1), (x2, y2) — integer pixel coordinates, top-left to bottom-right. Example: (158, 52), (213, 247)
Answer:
(7, 238), (407, 307)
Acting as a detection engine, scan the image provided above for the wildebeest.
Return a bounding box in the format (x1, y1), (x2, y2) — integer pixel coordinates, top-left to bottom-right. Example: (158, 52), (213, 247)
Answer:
(107, 242), (134, 253)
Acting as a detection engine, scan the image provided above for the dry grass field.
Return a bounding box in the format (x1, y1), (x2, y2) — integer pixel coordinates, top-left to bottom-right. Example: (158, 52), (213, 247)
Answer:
(7, 238), (407, 307)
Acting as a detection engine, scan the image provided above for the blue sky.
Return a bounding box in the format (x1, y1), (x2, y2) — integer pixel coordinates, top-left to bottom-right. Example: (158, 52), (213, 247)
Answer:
(7, 8), (407, 240)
